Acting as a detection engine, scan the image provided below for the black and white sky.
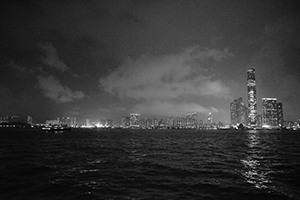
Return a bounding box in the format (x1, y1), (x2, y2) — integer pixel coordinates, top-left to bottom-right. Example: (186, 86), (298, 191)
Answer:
(1, 0), (300, 123)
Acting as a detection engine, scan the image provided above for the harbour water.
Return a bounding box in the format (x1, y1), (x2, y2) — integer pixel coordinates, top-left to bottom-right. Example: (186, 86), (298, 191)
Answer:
(0, 129), (299, 199)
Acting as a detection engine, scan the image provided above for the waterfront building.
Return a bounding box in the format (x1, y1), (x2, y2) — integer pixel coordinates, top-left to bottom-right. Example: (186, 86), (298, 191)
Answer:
(121, 116), (130, 128)
(166, 117), (175, 129)
(191, 112), (198, 128)
(45, 117), (76, 127)
(45, 119), (59, 125)
(60, 117), (73, 127)
(247, 68), (257, 127)
(257, 114), (262, 128)
(139, 118), (146, 129)
(186, 113), (192, 128)
(145, 118), (152, 128)
(120, 116), (126, 128)
(153, 118), (158, 128)
(237, 98), (248, 126)
(27, 116), (33, 125)
(277, 102), (283, 127)
(262, 98), (278, 128)
(198, 120), (203, 129)
(71, 117), (76, 127)
(126, 117), (130, 127)
(130, 113), (140, 128)
(176, 117), (181, 128)
(176, 117), (186, 128)
(186, 112), (198, 128)
(230, 98), (248, 126)
(230, 99), (238, 125)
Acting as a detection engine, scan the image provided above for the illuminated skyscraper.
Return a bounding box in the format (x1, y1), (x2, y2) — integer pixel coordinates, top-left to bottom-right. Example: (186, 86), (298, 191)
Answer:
(191, 112), (198, 128)
(186, 112), (198, 128)
(230, 99), (238, 125)
(262, 98), (278, 128)
(237, 98), (248, 126)
(230, 98), (248, 126)
(176, 117), (186, 128)
(186, 113), (192, 128)
(121, 116), (130, 128)
(247, 68), (257, 127)
(130, 113), (140, 128)
(277, 102), (283, 127)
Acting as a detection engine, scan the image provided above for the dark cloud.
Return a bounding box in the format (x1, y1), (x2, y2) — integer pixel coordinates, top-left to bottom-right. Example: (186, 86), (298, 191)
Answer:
(37, 75), (85, 103)
(37, 42), (69, 72)
(7, 61), (35, 75)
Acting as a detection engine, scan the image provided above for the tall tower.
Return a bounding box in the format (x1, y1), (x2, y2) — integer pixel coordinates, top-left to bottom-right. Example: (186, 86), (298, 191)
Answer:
(247, 68), (257, 127)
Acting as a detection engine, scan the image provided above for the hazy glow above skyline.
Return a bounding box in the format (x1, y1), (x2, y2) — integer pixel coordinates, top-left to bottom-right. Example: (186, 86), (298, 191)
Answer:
(0, 0), (300, 123)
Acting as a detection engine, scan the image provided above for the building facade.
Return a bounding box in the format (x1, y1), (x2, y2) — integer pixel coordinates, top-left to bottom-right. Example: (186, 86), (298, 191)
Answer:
(230, 99), (238, 125)
(262, 98), (278, 128)
(186, 112), (198, 128)
(230, 97), (248, 126)
(257, 114), (262, 128)
(247, 68), (257, 127)
(120, 116), (127, 128)
(237, 98), (248, 126)
(130, 113), (140, 128)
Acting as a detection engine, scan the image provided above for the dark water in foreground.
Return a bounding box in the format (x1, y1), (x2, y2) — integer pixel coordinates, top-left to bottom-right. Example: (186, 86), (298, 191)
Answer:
(0, 129), (299, 200)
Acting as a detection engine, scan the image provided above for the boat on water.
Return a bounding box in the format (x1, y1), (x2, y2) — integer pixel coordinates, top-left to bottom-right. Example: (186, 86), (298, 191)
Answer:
(41, 125), (71, 132)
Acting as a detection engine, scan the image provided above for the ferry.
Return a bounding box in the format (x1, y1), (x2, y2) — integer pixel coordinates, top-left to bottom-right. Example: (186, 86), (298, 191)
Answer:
(41, 125), (71, 132)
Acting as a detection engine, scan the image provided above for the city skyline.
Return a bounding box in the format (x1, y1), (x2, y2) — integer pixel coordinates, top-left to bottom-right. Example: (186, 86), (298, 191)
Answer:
(1, 1), (300, 123)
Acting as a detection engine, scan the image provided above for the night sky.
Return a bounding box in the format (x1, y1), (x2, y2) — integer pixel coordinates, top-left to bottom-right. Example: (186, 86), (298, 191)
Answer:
(1, 0), (300, 123)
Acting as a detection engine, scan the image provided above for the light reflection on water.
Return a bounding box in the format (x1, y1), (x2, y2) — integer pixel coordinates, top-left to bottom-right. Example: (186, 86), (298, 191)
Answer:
(241, 130), (272, 189)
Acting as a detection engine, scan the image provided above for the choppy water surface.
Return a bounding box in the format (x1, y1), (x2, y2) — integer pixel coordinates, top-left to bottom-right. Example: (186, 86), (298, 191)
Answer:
(0, 129), (299, 199)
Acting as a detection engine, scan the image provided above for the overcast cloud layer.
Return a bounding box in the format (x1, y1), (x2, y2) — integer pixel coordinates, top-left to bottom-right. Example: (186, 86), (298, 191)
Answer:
(0, 0), (300, 123)
(100, 46), (232, 100)
(99, 46), (232, 118)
